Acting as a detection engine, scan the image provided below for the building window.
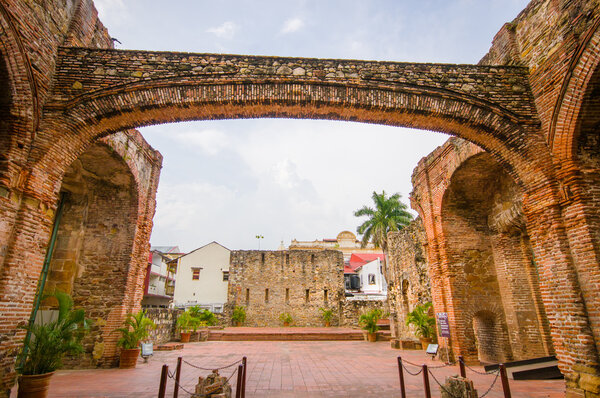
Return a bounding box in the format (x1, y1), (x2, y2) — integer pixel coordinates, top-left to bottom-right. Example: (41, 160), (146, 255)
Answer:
(222, 271), (229, 281)
(245, 288), (250, 305)
(368, 274), (376, 285)
(323, 289), (328, 303)
(265, 288), (269, 303)
(192, 267), (201, 280)
(305, 289), (310, 303)
(285, 288), (290, 304)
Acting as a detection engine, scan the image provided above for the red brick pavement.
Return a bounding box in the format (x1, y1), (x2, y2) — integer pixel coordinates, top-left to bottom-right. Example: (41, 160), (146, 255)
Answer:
(13, 340), (565, 397)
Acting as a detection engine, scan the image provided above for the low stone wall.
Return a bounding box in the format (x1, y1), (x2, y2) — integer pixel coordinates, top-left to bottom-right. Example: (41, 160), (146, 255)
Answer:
(145, 308), (181, 344)
(340, 297), (386, 328)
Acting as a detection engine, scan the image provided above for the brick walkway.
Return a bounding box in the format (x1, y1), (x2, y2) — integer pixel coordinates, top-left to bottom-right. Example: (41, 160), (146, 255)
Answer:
(19, 341), (565, 397)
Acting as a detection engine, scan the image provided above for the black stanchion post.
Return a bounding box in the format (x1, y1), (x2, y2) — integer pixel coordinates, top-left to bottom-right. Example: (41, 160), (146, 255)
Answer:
(397, 357), (406, 398)
(422, 364), (431, 398)
(158, 364), (168, 398)
(458, 355), (466, 378)
(235, 364), (244, 398)
(499, 364), (512, 398)
(173, 356), (182, 398)
(242, 356), (247, 398)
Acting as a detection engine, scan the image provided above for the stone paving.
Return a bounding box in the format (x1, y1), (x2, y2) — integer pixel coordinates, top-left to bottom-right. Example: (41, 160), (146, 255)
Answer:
(19, 341), (565, 397)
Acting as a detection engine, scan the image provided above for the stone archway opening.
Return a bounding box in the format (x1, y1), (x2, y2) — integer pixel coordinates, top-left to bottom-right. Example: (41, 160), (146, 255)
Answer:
(40, 139), (139, 368)
(441, 151), (553, 364)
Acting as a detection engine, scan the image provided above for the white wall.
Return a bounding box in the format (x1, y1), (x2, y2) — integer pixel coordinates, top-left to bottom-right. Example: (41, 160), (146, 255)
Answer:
(173, 242), (230, 311)
(358, 258), (387, 295)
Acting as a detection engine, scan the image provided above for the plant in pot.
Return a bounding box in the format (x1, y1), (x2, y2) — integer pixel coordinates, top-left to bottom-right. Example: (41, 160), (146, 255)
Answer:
(115, 310), (156, 369)
(231, 306), (246, 327)
(406, 302), (435, 350)
(176, 311), (199, 343)
(319, 308), (333, 327)
(17, 291), (89, 398)
(359, 308), (383, 342)
(279, 312), (293, 327)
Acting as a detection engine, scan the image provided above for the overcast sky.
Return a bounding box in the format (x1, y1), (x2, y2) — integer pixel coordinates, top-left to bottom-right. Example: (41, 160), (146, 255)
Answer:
(94, 0), (530, 252)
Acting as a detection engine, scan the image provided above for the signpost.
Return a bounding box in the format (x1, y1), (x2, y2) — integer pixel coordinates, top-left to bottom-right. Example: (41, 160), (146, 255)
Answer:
(436, 312), (451, 364)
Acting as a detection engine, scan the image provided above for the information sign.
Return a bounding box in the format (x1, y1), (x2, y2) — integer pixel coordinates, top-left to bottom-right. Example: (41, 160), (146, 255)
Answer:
(437, 312), (451, 338)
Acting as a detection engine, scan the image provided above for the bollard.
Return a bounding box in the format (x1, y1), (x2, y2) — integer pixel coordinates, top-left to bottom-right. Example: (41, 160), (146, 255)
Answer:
(235, 363), (244, 398)
(158, 364), (168, 398)
(173, 357), (182, 398)
(499, 364), (512, 398)
(242, 356), (247, 398)
(422, 364), (431, 398)
(397, 357), (406, 398)
(458, 355), (466, 378)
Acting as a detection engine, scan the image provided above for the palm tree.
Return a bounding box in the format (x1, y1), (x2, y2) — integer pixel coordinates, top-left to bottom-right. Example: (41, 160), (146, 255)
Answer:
(354, 190), (413, 278)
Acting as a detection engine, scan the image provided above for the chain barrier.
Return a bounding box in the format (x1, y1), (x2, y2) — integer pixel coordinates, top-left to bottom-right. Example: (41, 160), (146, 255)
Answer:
(477, 370), (501, 398)
(401, 358), (452, 369)
(427, 368), (463, 398)
(458, 358), (495, 376)
(182, 357), (242, 371)
(400, 361), (423, 376)
(166, 367), (197, 396)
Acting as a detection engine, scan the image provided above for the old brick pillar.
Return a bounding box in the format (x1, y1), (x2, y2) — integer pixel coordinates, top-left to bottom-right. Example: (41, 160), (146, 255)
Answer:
(523, 182), (600, 397)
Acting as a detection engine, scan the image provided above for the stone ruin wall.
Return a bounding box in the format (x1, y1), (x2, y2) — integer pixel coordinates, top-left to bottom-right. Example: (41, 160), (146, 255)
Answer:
(387, 218), (431, 340)
(340, 298), (386, 329)
(227, 250), (345, 327)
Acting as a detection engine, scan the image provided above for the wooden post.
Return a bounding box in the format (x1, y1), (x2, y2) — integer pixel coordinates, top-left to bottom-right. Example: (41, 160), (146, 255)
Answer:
(242, 356), (247, 398)
(458, 355), (466, 378)
(235, 364), (244, 398)
(173, 356), (182, 398)
(397, 357), (406, 398)
(158, 364), (168, 398)
(499, 364), (512, 398)
(422, 364), (431, 398)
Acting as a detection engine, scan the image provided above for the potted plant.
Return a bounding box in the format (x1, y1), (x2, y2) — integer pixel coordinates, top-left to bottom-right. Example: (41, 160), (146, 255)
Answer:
(406, 302), (435, 349)
(231, 306), (246, 327)
(17, 291), (89, 398)
(176, 310), (199, 343)
(279, 312), (293, 327)
(359, 308), (383, 342)
(319, 308), (333, 327)
(115, 310), (156, 368)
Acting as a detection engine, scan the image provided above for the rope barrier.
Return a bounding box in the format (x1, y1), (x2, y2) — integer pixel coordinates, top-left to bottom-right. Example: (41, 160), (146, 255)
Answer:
(182, 357), (243, 371)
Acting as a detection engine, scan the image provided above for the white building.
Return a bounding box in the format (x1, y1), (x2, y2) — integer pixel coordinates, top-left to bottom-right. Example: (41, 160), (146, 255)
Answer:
(142, 246), (182, 308)
(173, 241), (231, 313)
(348, 253), (387, 296)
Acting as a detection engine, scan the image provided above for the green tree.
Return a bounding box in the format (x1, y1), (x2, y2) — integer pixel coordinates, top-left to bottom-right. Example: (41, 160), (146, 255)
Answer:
(354, 190), (413, 278)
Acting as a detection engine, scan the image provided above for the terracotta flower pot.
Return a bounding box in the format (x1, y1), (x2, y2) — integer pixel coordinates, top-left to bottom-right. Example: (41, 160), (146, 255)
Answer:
(420, 337), (432, 350)
(325, 321), (331, 327)
(283, 321), (290, 327)
(367, 332), (377, 342)
(180, 331), (191, 343)
(119, 348), (140, 369)
(18, 372), (54, 398)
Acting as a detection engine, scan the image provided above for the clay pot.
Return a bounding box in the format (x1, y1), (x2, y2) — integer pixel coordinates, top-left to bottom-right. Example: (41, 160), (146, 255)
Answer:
(18, 372), (54, 398)
(180, 332), (191, 343)
(420, 337), (432, 350)
(325, 321), (331, 327)
(283, 322), (290, 327)
(119, 348), (140, 369)
(367, 332), (377, 342)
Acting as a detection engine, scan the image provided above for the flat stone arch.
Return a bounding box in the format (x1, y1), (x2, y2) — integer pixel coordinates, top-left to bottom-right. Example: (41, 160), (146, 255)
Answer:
(33, 77), (552, 204)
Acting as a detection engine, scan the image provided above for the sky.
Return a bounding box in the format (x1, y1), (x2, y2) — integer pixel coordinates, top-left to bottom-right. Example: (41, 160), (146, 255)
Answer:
(94, 0), (530, 252)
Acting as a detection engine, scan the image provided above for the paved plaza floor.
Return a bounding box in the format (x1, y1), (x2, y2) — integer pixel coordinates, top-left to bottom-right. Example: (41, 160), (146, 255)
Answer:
(17, 340), (565, 397)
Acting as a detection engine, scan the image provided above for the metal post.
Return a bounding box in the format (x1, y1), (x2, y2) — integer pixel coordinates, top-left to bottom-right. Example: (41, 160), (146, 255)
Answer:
(422, 364), (431, 398)
(499, 364), (512, 398)
(173, 357), (182, 398)
(235, 364), (244, 398)
(397, 357), (406, 398)
(458, 355), (466, 378)
(241, 356), (247, 398)
(158, 364), (168, 398)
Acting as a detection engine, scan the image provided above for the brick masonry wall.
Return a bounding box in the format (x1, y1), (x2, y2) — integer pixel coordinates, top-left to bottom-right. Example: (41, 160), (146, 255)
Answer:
(387, 218), (432, 340)
(228, 250), (344, 327)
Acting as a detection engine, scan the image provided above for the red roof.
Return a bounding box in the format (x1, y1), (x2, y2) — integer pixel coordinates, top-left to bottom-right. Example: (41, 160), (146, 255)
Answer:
(348, 253), (385, 271)
(343, 265), (356, 274)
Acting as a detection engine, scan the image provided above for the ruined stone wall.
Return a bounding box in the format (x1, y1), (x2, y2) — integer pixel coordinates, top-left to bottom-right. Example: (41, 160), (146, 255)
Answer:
(145, 308), (180, 345)
(387, 218), (431, 340)
(228, 250), (344, 327)
(340, 298), (386, 328)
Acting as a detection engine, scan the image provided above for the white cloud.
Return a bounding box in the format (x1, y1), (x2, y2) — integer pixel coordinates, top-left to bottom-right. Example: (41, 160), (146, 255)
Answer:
(93, 0), (126, 22)
(206, 21), (238, 39)
(173, 129), (230, 155)
(281, 18), (304, 34)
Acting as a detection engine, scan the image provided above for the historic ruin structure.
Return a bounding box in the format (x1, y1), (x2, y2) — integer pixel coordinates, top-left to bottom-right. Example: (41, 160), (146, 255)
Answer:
(1, 0), (600, 395)
(227, 250), (344, 327)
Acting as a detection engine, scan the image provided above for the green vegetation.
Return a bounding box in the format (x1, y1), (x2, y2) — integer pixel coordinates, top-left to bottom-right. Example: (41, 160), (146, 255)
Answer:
(231, 306), (246, 325)
(176, 310), (201, 332)
(279, 312), (293, 325)
(19, 291), (90, 375)
(319, 308), (333, 323)
(406, 302), (435, 339)
(189, 306), (218, 326)
(359, 308), (383, 334)
(116, 310), (156, 349)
